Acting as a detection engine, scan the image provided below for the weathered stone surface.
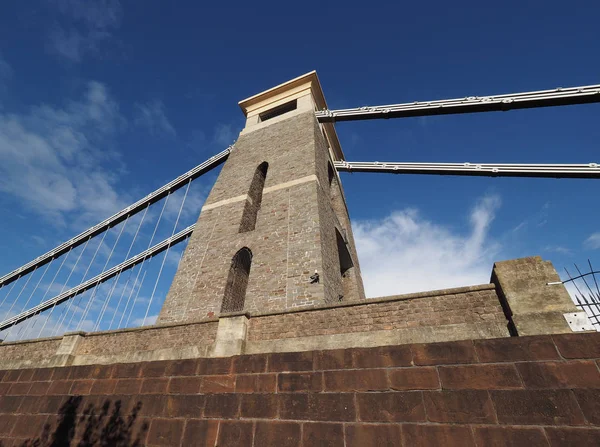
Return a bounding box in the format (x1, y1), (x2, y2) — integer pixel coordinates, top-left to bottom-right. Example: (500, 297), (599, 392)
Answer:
(491, 390), (586, 425)
(473, 426), (549, 446)
(492, 256), (585, 335)
(0, 333), (598, 445)
(159, 108), (365, 325)
(438, 364), (522, 390)
(424, 390), (496, 423)
(0, 284), (510, 368)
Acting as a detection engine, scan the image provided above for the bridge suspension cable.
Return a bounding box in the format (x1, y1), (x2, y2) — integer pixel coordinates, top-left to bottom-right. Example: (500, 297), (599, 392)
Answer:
(0, 224), (195, 332)
(0, 147), (231, 290)
(335, 161), (600, 179)
(316, 84), (600, 122)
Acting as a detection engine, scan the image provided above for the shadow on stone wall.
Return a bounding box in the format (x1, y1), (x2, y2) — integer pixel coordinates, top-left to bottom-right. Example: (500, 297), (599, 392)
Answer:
(2, 396), (148, 447)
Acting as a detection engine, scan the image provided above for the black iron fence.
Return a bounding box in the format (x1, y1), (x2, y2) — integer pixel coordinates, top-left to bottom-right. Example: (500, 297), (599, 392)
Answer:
(562, 261), (600, 329)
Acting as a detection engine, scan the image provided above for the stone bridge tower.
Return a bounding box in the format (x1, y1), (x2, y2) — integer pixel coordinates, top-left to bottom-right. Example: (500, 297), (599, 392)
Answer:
(158, 71), (365, 326)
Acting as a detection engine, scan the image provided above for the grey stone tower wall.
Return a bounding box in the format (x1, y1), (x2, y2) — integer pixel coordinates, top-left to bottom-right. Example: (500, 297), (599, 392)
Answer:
(157, 110), (365, 324)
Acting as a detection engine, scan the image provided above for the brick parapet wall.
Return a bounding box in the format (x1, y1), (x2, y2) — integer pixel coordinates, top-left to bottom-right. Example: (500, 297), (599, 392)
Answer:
(0, 284), (509, 369)
(0, 320), (218, 370)
(75, 319), (218, 356)
(0, 332), (598, 445)
(0, 338), (63, 369)
(248, 284), (506, 342)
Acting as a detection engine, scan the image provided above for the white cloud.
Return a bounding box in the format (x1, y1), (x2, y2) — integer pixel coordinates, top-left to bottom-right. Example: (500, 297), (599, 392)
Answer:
(134, 100), (176, 137)
(133, 314), (157, 326)
(0, 81), (128, 226)
(164, 245), (186, 268)
(353, 195), (502, 298)
(544, 245), (573, 256)
(48, 0), (122, 62)
(0, 52), (12, 100)
(0, 53), (11, 81)
(213, 123), (236, 147)
(163, 184), (207, 222)
(585, 233), (600, 250)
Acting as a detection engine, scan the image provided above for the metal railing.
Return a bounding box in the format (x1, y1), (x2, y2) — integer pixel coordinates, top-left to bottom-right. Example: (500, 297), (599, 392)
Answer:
(549, 260), (600, 328)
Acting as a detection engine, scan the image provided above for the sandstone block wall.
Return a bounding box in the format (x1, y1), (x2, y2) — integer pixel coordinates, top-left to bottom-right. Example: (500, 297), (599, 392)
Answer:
(0, 284), (509, 370)
(0, 320), (219, 370)
(0, 338), (62, 368)
(0, 332), (598, 446)
(0, 284), (509, 369)
(248, 284), (505, 342)
(159, 110), (365, 325)
(76, 321), (218, 357)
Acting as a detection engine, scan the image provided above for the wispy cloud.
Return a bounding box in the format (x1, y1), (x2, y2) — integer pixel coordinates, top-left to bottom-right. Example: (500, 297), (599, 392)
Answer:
(544, 245), (573, 256)
(47, 0), (123, 62)
(353, 195), (502, 297)
(0, 52), (12, 98)
(134, 100), (176, 137)
(585, 233), (600, 250)
(133, 314), (157, 326)
(0, 52), (11, 81)
(0, 80), (128, 226)
(213, 123), (236, 147)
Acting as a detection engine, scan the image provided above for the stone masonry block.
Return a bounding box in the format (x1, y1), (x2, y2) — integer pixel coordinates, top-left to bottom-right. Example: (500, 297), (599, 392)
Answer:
(412, 340), (477, 365)
(278, 393), (356, 422)
(139, 378), (169, 394)
(254, 421), (301, 447)
(146, 419), (184, 447)
(402, 424), (475, 447)
(424, 390), (496, 423)
(351, 345), (412, 368)
(438, 364), (523, 390)
(491, 389), (585, 425)
(278, 372), (323, 393)
(217, 421), (254, 446)
(235, 374), (276, 393)
(323, 369), (388, 392)
(168, 377), (201, 394)
(204, 394), (240, 419)
(165, 395), (204, 418)
(345, 424), (402, 447)
(200, 375), (235, 393)
(388, 367), (440, 390)
(473, 426), (548, 447)
(474, 335), (560, 362)
(517, 361), (600, 389)
(182, 419), (219, 447)
(240, 394), (278, 419)
(269, 351), (314, 372)
(302, 423), (344, 447)
(572, 389), (600, 425)
(545, 428), (600, 446)
(552, 332), (600, 359)
(232, 353), (267, 374)
(356, 392), (425, 422)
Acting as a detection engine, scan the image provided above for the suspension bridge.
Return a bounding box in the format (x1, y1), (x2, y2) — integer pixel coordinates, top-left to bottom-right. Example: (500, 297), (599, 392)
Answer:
(1, 81), (599, 343)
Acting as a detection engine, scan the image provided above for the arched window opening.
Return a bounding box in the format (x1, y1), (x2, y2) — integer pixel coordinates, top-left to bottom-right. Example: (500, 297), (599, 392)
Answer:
(336, 228), (354, 301)
(239, 162), (268, 233)
(336, 229), (353, 275)
(328, 162), (336, 189)
(328, 162), (349, 230)
(221, 247), (253, 313)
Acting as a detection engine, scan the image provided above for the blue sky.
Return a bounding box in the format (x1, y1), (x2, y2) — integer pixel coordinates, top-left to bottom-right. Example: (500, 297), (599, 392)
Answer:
(0, 1), (598, 338)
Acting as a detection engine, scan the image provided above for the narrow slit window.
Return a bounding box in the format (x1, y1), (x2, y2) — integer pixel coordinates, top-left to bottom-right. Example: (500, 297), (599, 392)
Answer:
(336, 229), (353, 276)
(259, 99), (297, 122)
(221, 247), (253, 313)
(336, 228), (355, 301)
(239, 162), (268, 233)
